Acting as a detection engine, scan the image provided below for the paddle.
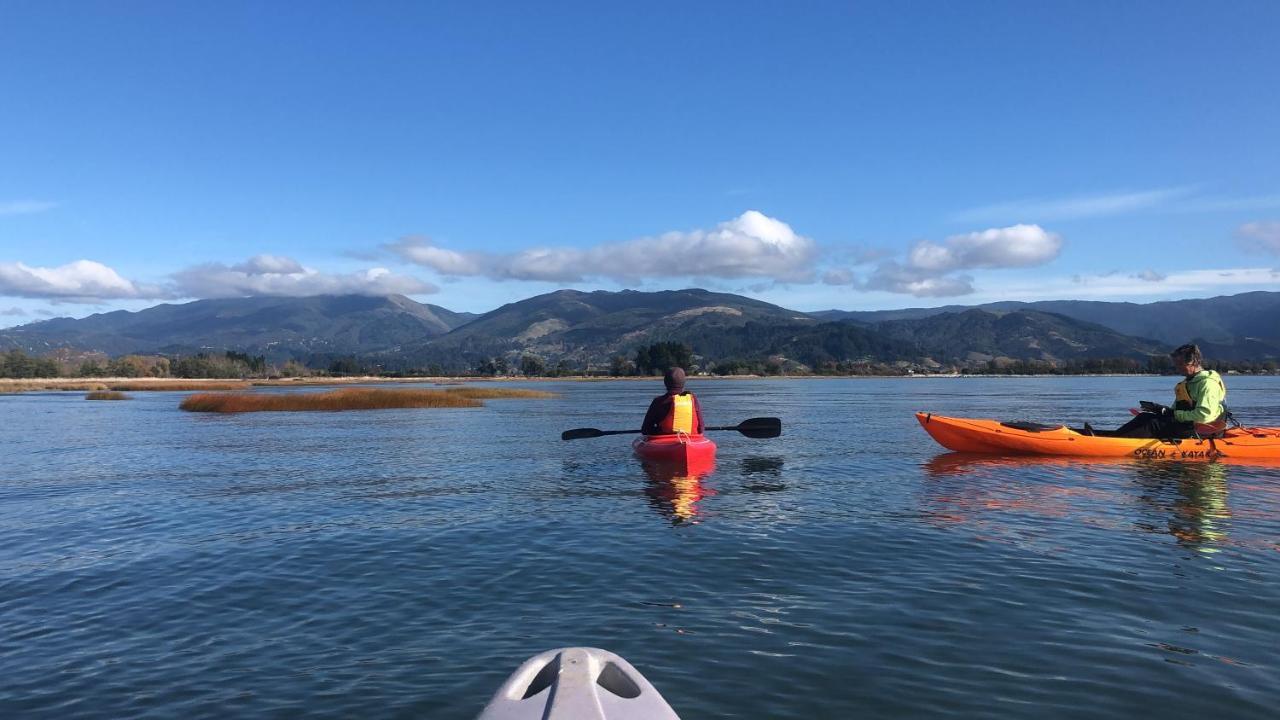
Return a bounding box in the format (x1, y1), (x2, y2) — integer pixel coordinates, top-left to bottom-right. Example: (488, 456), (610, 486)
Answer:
(561, 416), (782, 441)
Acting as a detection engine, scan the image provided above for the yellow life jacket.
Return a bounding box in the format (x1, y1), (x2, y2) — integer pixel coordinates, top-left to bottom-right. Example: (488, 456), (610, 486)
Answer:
(660, 393), (696, 434)
(671, 393), (694, 434)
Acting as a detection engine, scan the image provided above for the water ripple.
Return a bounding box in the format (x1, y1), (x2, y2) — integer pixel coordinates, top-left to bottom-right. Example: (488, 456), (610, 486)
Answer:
(2, 378), (1279, 718)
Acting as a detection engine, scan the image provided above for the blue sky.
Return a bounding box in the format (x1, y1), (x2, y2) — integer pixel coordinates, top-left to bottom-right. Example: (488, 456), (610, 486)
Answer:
(2, 1), (1278, 326)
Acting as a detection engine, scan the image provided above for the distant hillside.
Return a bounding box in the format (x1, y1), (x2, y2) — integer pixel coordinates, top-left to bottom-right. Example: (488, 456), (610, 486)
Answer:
(682, 319), (920, 370)
(389, 288), (818, 370)
(389, 289), (1176, 372)
(814, 291), (1280, 360)
(873, 310), (1166, 363)
(0, 294), (475, 361)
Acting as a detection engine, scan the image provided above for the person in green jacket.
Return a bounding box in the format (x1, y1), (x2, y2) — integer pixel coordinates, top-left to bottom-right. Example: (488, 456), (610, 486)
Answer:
(1100, 343), (1228, 438)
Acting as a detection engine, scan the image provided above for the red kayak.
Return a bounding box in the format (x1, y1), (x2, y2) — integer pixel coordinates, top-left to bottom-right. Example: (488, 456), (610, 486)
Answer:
(633, 434), (716, 472)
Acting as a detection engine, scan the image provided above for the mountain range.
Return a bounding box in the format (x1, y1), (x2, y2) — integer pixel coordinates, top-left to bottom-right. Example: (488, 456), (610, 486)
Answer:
(3, 289), (1278, 372)
(0, 295), (474, 362)
(813, 291), (1280, 360)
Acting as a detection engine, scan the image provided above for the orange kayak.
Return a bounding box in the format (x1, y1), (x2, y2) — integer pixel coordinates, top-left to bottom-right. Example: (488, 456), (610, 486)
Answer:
(916, 412), (1280, 461)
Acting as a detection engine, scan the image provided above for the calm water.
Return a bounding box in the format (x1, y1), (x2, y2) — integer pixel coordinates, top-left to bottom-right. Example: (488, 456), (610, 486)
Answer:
(2, 377), (1279, 719)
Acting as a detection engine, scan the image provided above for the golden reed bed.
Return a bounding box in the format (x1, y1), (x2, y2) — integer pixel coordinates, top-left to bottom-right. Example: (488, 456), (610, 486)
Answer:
(435, 387), (556, 400)
(0, 379), (250, 394)
(85, 390), (131, 400)
(179, 387), (555, 413)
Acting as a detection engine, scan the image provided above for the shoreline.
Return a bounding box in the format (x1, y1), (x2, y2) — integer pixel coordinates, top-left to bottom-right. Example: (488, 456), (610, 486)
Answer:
(6, 372), (1270, 394)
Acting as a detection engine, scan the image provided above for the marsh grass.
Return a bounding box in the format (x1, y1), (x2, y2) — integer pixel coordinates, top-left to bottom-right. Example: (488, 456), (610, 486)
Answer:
(0, 380), (253, 393)
(179, 387), (496, 413)
(86, 391), (131, 401)
(0, 381), (108, 394)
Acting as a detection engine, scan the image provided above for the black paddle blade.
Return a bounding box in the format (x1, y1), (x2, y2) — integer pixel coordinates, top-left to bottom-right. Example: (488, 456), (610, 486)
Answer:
(736, 416), (781, 438)
(561, 428), (606, 441)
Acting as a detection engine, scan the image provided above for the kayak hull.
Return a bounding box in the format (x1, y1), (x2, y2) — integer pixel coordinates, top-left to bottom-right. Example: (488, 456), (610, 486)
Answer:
(633, 434), (717, 472)
(917, 412), (1280, 461)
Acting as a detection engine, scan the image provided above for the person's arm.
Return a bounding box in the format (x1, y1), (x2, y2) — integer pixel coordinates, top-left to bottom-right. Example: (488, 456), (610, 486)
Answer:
(693, 393), (705, 434)
(641, 396), (667, 434)
(1174, 375), (1225, 424)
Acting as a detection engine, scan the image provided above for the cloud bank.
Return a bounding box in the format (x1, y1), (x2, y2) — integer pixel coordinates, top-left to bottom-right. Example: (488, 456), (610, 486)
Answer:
(0, 255), (436, 301)
(983, 267), (1280, 301)
(826, 224), (1063, 297)
(389, 210), (819, 283)
(0, 260), (163, 300)
(171, 255), (437, 298)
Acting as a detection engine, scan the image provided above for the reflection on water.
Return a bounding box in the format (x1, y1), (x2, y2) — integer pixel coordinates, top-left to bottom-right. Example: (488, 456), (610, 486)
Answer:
(922, 452), (1235, 551)
(919, 453), (1092, 534)
(4, 378), (1280, 720)
(1132, 462), (1231, 550)
(739, 456), (787, 494)
(641, 456), (789, 525)
(642, 461), (715, 525)
(740, 456), (785, 476)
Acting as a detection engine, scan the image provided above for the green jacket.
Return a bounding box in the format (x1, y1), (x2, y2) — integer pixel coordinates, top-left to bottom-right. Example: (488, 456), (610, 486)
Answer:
(1173, 369), (1226, 425)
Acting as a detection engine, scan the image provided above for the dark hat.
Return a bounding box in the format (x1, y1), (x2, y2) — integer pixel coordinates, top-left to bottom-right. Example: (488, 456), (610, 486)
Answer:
(663, 367), (686, 391)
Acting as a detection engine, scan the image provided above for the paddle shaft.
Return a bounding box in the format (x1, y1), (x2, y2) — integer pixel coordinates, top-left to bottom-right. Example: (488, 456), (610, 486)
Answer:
(562, 417), (780, 441)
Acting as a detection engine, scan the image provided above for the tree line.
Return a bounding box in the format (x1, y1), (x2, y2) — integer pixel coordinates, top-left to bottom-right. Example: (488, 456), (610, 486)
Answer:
(4, 344), (1278, 380)
(0, 349), (279, 379)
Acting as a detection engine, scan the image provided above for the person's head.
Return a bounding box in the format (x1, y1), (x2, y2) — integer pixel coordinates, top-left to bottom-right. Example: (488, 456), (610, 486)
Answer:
(1170, 343), (1203, 372)
(663, 367), (687, 393)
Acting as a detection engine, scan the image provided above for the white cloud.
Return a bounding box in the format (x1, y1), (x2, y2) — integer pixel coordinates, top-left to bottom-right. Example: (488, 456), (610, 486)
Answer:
(863, 261), (975, 296)
(0, 260), (163, 300)
(822, 268), (857, 286)
(231, 254), (307, 274)
(1237, 221), (1280, 254)
(0, 200), (57, 217)
(908, 224), (1061, 272)
(981, 267), (1280, 301)
(171, 256), (437, 298)
(1131, 269), (1166, 282)
(834, 224), (1062, 297)
(389, 210), (819, 283)
(390, 242), (486, 275)
(952, 187), (1195, 223)
(1, 306), (27, 316)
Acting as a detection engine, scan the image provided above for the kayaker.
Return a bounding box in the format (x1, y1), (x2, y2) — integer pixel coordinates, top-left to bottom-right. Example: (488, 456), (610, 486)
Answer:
(641, 367), (705, 436)
(1097, 343), (1228, 438)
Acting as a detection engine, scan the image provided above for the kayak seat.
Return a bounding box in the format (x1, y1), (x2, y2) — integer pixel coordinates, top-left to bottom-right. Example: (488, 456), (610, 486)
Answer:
(597, 661), (642, 699)
(1000, 421), (1064, 432)
(521, 656), (559, 699)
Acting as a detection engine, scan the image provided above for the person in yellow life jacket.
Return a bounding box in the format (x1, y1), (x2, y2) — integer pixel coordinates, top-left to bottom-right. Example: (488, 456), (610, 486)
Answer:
(1099, 343), (1228, 438)
(641, 367), (705, 436)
